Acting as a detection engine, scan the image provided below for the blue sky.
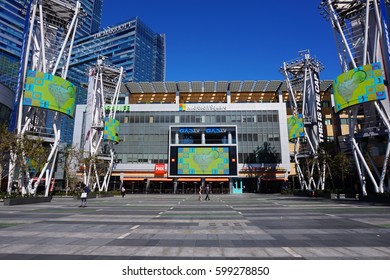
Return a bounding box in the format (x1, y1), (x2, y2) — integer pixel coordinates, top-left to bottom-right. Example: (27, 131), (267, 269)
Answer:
(101, 0), (340, 82)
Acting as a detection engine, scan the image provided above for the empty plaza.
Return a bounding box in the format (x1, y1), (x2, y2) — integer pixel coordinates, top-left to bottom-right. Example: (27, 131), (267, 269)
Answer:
(1, 194), (390, 260)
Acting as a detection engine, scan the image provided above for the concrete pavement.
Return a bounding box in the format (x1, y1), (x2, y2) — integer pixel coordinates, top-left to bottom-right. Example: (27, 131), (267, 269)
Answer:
(1, 193), (390, 259)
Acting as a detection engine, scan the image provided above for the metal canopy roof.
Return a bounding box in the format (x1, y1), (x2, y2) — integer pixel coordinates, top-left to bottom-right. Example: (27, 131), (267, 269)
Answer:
(122, 80), (332, 104)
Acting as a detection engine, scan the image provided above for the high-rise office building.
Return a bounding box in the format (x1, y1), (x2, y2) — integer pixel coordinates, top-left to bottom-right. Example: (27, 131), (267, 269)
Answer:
(76, 0), (103, 36)
(69, 17), (166, 91)
(0, 0), (29, 91)
(0, 0), (103, 93)
(62, 17), (166, 143)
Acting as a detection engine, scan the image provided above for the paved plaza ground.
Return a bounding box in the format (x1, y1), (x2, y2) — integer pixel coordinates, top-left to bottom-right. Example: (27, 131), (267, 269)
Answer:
(1, 193), (390, 260)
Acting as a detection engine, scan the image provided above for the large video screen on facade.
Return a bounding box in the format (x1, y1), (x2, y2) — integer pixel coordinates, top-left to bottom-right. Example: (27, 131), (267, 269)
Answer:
(169, 146), (238, 176)
(333, 62), (386, 113)
(23, 70), (76, 118)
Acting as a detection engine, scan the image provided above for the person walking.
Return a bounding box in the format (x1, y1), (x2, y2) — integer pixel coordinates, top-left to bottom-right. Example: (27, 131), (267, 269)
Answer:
(121, 186), (126, 198)
(79, 184), (90, 207)
(198, 185), (203, 200)
(205, 184), (210, 200)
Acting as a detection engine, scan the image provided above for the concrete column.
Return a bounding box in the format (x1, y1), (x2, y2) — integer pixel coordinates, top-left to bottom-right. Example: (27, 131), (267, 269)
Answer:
(227, 90), (231, 103)
(175, 91), (180, 104)
(229, 178), (234, 194)
(175, 132), (179, 144)
(173, 179), (178, 193)
(228, 132), (232, 144)
(278, 88), (283, 103)
(201, 132), (206, 144)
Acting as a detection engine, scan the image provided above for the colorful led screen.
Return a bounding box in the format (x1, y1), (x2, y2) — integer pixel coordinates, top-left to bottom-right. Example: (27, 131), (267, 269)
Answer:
(333, 62), (386, 113)
(288, 114), (304, 141)
(103, 117), (119, 143)
(178, 147), (229, 175)
(169, 146), (239, 176)
(23, 70), (76, 118)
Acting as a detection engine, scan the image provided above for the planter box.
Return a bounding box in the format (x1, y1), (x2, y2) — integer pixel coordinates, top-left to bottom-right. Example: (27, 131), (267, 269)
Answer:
(4, 196), (52, 206)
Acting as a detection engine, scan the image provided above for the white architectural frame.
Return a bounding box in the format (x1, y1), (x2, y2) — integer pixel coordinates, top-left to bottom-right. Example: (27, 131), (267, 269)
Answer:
(7, 0), (82, 195)
(281, 51), (326, 191)
(83, 58), (123, 192)
(320, 0), (390, 194)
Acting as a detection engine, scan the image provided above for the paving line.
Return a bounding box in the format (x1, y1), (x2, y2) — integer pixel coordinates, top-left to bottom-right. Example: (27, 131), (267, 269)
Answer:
(282, 247), (303, 258)
(117, 225), (140, 239)
(117, 232), (131, 239)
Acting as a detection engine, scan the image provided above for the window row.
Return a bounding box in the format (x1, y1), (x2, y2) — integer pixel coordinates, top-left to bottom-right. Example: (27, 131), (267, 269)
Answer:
(116, 111), (280, 124)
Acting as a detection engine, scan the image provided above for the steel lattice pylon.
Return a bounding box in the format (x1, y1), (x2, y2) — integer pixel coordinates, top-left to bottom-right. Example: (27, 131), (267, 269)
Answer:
(83, 58), (123, 192)
(7, 0), (83, 196)
(320, 0), (390, 195)
(280, 50), (326, 191)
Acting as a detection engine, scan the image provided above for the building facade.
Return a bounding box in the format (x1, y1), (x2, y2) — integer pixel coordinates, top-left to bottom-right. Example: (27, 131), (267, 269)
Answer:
(73, 80), (334, 194)
(0, 83), (14, 125)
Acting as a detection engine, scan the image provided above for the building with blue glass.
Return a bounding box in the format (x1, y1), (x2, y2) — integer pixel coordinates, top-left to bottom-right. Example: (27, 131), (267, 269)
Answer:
(62, 17), (166, 143)
(0, 0), (103, 93)
(69, 17), (165, 94)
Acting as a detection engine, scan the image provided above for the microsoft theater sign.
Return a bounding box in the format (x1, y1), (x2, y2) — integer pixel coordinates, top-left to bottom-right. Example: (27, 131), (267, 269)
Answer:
(179, 103), (227, 111)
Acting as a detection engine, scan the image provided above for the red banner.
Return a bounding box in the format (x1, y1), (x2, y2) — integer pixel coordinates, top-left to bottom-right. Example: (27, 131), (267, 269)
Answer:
(154, 164), (165, 175)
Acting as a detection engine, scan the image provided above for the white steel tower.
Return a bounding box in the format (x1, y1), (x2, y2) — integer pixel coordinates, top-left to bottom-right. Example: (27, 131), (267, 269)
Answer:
(320, 0), (390, 195)
(280, 50), (326, 191)
(83, 57), (123, 192)
(8, 0), (82, 196)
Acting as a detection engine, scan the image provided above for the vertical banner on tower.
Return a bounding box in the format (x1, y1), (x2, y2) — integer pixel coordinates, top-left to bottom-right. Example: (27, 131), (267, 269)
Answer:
(312, 70), (324, 143)
(380, 0), (390, 83)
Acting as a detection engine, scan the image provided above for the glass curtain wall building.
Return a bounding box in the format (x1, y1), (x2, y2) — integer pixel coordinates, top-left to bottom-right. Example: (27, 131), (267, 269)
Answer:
(0, 0), (103, 93)
(69, 17), (166, 99)
(0, 0), (29, 91)
(63, 17), (166, 143)
(0, 0), (103, 130)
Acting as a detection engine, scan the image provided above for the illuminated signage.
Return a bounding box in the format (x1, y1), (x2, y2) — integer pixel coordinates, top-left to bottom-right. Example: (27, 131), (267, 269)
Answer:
(178, 128), (201, 134)
(104, 104), (130, 112)
(179, 103), (227, 111)
(154, 164), (165, 175)
(333, 62), (386, 113)
(205, 128), (227, 133)
(93, 21), (136, 39)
